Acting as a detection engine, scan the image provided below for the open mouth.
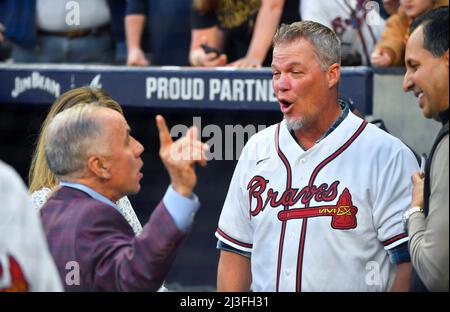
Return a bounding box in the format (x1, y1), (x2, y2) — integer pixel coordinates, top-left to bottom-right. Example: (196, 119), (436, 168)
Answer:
(415, 91), (424, 98)
(279, 98), (293, 109)
(414, 91), (425, 107)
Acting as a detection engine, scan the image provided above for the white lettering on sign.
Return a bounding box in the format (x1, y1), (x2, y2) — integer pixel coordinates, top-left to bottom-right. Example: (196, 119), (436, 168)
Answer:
(146, 77), (276, 103)
(146, 77), (205, 101)
(11, 72), (61, 98)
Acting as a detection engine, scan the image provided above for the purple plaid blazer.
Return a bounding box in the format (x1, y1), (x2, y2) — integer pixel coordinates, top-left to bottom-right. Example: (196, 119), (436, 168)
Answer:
(40, 186), (186, 292)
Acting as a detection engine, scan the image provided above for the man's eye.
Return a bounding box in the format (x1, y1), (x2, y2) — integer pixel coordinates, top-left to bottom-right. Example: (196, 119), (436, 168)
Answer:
(409, 63), (419, 71)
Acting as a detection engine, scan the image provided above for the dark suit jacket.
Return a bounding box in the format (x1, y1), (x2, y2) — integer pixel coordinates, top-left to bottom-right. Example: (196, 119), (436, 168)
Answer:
(40, 186), (186, 291)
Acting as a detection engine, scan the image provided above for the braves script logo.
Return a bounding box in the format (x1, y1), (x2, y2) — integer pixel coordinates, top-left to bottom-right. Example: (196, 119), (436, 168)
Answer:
(247, 176), (358, 230)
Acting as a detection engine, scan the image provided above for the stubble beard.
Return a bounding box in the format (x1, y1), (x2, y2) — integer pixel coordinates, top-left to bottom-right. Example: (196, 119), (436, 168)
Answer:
(285, 116), (312, 131)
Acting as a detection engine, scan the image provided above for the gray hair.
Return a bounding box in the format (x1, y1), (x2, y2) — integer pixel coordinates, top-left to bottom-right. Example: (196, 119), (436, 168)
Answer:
(44, 103), (106, 179)
(273, 21), (341, 70)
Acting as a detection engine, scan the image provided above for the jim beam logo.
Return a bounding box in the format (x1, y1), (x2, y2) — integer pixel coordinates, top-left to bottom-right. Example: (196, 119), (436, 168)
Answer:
(11, 72), (61, 98)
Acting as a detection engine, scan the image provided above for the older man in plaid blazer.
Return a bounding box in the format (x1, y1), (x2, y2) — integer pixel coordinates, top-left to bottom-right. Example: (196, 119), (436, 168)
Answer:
(40, 104), (208, 291)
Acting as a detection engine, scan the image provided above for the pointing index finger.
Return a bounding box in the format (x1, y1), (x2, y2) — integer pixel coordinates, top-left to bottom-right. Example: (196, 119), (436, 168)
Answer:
(156, 115), (172, 147)
(187, 126), (199, 141)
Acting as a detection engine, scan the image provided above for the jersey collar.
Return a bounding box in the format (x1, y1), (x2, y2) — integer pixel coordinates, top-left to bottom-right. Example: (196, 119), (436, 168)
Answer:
(288, 99), (350, 145)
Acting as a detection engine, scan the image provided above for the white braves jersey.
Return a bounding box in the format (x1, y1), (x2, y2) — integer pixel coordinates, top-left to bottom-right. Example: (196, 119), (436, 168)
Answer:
(216, 112), (419, 292)
(0, 160), (63, 292)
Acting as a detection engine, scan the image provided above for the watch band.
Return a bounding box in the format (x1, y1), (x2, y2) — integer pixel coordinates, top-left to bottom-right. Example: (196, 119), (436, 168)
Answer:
(403, 206), (424, 231)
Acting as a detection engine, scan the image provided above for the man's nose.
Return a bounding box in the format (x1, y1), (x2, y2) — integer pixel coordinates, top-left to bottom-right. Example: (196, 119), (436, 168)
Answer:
(132, 137), (144, 156)
(275, 73), (290, 91)
(403, 71), (413, 93)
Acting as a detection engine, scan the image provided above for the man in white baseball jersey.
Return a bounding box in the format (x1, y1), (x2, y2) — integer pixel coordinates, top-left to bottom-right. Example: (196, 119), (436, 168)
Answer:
(0, 160), (62, 291)
(215, 21), (418, 292)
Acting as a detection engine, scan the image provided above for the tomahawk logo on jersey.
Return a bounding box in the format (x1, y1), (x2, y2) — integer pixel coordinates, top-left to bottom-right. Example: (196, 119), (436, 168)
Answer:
(216, 112), (419, 291)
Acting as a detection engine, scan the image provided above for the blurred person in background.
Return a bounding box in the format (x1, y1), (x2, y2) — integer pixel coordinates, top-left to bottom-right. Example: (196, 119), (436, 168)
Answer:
(0, 160), (62, 292)
(189, 0), (300, 68)
(0, 0), (125, 63)
(371, 0), (448, 67)
(125, 0), (192, 66)
(108, 0), (128, 64)
(382, 0), (401, 15)
(0, 9), (11, 61)
(300, 0), (385, 66)
(0, 22), (12, 61)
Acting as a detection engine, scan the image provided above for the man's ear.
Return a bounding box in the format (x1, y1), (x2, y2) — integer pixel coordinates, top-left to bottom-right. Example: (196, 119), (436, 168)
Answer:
(327, 63), (340, 89)
(86, 156), (111, 179)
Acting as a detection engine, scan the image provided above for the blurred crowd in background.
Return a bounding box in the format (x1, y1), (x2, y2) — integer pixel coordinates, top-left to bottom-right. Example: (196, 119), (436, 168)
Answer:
(0, 0), (447, 68)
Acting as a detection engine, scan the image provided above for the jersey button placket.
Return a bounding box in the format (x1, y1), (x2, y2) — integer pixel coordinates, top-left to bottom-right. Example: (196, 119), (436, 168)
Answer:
(298, 158), (307, 181)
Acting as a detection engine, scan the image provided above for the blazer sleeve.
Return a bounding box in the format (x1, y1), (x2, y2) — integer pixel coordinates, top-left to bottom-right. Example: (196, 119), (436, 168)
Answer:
(75, 201), (186, 291)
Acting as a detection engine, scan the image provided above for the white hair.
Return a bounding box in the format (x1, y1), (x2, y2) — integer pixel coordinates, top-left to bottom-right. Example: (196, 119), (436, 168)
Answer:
(44, 104), (107, 179)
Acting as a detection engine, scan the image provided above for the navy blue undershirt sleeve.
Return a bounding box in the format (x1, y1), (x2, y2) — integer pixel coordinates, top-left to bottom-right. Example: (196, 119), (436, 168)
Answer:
(217, 240), (251, 258)
(126, 0), (147, 16)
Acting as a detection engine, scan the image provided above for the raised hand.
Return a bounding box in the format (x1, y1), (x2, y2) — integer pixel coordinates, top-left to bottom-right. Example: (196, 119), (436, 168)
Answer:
(156, 115), (208, 197)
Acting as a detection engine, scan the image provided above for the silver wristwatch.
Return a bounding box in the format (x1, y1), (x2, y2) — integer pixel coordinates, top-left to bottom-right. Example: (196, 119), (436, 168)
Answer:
(403, 206), (424, 230)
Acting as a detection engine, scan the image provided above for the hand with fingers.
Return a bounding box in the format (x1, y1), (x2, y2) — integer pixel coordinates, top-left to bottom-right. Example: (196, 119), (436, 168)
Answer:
(190, 48), (227, 67)
(411, 172), (425, 208)
(127, 47), (150, 66)
(370, 48), (393, 67)
(228, 56), (262, 68)
(190, 37), (227, 67)
(156, 115), (209, 197)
